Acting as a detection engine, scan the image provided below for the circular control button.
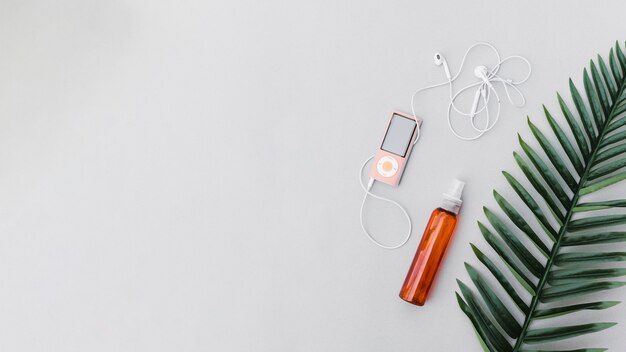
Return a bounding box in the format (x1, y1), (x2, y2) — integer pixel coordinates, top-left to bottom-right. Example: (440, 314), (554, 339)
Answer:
(377, 156), (398, 177)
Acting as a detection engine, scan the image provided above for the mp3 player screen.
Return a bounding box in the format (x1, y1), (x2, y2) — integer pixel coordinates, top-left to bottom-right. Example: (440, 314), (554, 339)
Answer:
(381, 114), (416, 157)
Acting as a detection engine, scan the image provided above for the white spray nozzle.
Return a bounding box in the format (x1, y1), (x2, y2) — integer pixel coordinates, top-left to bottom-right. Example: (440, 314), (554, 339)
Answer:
(445, 179), (465, 201)
(441, 179), (465, 214)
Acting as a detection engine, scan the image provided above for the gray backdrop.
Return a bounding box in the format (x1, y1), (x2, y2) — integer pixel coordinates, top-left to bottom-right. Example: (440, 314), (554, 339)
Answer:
(1, 0), (626, 351)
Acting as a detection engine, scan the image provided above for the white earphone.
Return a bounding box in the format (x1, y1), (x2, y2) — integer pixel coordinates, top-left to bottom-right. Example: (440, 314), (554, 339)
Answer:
(474, 65), (494, 90)
(434, 52), (451, 79)
(412, 42), (532, 141)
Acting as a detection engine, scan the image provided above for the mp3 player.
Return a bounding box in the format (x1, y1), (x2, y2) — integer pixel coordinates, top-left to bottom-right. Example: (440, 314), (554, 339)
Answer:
(369, 111), (421, 186)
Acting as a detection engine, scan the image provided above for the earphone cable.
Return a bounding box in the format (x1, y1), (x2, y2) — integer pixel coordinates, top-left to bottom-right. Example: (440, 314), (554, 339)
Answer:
(410, 42), (531, 140)
(358, 155), (413, 250)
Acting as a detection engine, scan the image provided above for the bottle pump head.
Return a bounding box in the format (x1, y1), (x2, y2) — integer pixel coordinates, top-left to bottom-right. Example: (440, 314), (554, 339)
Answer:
(441, 179), (465, 214)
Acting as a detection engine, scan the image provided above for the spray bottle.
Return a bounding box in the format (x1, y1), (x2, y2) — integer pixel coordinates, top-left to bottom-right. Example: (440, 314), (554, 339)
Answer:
(399, 179), (464, 306)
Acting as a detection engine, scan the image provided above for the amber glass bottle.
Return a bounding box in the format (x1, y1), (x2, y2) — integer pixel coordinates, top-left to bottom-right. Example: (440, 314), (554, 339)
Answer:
(399, 180), (464, 306)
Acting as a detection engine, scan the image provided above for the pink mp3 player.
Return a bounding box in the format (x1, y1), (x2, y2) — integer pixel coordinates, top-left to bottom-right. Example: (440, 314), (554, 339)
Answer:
(369, 111), (422, 186)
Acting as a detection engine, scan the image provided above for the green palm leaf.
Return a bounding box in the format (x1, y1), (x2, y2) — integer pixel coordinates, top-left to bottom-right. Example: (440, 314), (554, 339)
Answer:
(457, 41), (626, 351)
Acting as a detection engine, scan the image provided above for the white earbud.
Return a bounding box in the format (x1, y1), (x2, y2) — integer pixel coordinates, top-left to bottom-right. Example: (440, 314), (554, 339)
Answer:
(474, 65), (494, 90)
(470, 65), (493, 118)
(434, 52), (451, 79)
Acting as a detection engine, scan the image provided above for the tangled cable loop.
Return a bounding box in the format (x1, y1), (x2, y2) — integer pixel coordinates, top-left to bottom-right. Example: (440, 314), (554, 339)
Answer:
(411, 42), (532, 141)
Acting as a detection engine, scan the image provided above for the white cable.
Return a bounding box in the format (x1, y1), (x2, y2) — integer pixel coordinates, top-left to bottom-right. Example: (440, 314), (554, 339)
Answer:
(410, 42), (531, 140)
(359, 155), (412, 250)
